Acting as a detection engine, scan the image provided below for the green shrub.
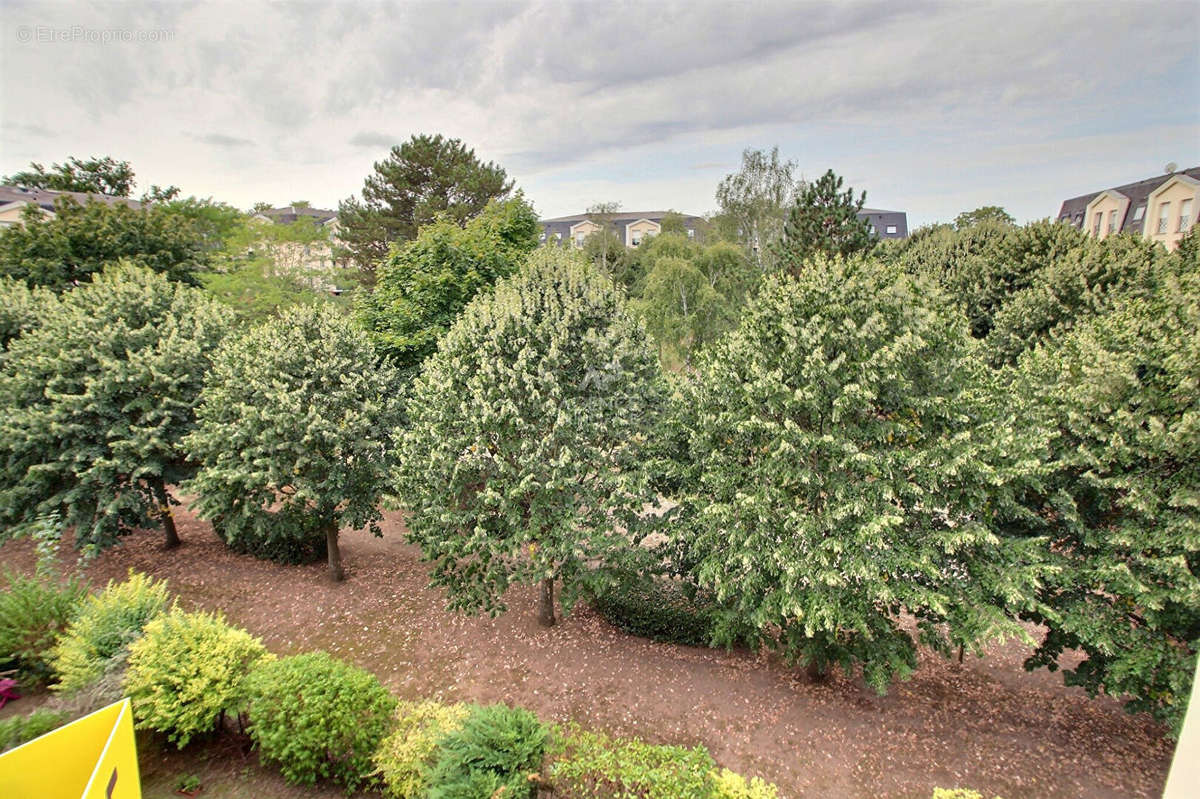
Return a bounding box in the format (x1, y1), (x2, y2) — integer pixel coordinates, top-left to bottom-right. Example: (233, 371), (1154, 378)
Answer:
(245, 651), (397, 791)
(124, 608), (271, 747)
(549, 726), (714, 799)
(0, 708), (67, 753)
(593, 575), (721, 648)
(711, 768), (779, 799)
(374, 700), (470, 799)
(426, 703), (548, 799)
(51, 572), (171, 694)
(0, 569), (87, 687)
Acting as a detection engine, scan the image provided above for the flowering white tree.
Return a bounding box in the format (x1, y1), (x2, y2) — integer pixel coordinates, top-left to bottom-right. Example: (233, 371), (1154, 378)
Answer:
(395, 248), (665, 625)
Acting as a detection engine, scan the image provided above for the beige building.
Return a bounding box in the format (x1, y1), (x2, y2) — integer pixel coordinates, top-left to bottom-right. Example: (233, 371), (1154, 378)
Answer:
(541, 210), (706, 249)
(1057, 167), (1198, 251)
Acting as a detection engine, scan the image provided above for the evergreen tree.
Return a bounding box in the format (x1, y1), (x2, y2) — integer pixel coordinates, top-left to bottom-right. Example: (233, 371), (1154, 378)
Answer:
(337, 134), (514, 283)
(773, 169), (874, 274)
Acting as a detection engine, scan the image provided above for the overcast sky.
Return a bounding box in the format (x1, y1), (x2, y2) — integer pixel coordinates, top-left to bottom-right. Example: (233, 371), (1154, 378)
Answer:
(1, 0), (1197, 227)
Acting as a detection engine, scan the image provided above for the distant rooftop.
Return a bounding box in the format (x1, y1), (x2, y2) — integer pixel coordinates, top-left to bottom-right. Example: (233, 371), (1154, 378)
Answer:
(0, 184), (142, 210)
(256, 205), (337, 225)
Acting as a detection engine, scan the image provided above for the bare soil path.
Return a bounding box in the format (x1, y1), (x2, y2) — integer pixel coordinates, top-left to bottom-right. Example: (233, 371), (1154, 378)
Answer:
(2, 508), (1174, 799)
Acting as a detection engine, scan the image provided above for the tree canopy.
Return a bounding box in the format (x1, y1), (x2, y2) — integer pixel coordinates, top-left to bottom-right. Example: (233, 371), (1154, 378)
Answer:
(0, 264), (234, 555)
(3, 156), (135, 197)
(184, 304), (402, 581)
(955, 206), (1016, 229)
(395, 247), (665, 625)
(715, 146), (802, 271)
(337, 134), (514, 282)
(678, 257), (1045, 688)
(1010, 264), (1200, 734)
(0, 197), (209, 289)
(356, 194), (539, 378)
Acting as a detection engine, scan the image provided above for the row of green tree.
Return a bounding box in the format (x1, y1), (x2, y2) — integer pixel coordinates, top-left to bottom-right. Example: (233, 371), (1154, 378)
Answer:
(2, 143), (1197, 738)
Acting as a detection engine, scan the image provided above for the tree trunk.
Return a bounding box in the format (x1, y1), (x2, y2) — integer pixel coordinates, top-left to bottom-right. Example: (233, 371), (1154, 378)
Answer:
(325, 518), (344, 582)
(151, 477), (180, 549)
(806, 660), (829, 684)
(539, 577), (556, 627)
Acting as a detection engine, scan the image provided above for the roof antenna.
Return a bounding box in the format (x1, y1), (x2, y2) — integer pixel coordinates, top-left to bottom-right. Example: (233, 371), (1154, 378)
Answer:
(1165, 162), (1178, 174)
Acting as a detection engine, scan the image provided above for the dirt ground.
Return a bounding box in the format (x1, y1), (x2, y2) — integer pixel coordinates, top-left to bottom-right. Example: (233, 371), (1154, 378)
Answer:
(1, 507), (1175, 799)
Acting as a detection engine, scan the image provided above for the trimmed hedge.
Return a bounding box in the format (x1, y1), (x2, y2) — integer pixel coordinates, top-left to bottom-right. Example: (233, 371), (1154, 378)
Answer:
(549, 726), (716, 798)
(593, 575), (721, 648)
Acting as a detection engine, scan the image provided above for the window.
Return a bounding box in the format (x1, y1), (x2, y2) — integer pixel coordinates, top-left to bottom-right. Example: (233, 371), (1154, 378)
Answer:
(1108, 209), (1118, 234)
(539, 231), (546, 242)
(1157, 202), (1170, 234)
(686, 228), (695, 239)
(1179, 199), (1193, 232)
(885, 224), (897, 235)
(574, 234), (585, 247)
(1133, 205), (1145, 221)
(631, 231), (643, 246)
(1093, 211), (1102, 237)
(867, 224), (875, 235)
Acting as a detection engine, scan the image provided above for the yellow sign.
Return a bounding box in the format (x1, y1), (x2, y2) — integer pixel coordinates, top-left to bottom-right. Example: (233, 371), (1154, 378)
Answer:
(0, 697), (140, 799)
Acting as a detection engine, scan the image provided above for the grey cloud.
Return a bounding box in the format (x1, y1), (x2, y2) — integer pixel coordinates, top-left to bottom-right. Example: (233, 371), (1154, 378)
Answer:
(349, 132), (397, 149)
(192, 133), (255, 148)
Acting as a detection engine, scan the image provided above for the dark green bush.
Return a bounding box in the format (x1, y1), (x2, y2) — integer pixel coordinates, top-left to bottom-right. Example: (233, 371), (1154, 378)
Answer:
(0, 708), (67, 753)
(593, 574), (723, 648)
(426, 703), (548, 799)
(0, 569), (87, 687)
(548, 725), (716, 799)
(217, 510), (326, 565)
(245, 651), (397, 791)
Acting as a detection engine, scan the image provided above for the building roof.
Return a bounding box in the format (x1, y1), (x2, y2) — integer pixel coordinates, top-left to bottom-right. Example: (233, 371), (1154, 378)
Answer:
(1057, 167), (1200, 233)
(540, 210), (703, 224)
(257, 205), (338, 225)
(0, 184), (142, 211)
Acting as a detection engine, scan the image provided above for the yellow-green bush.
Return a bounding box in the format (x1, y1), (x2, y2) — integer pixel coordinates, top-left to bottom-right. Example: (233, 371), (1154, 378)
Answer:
(124, 608), (271, 747)
(549, 726), (716, 798)
(711, 768), (779, 799)
(51, 572), (171, 694)
(374, 700), (470, 799)
(932, 790), (1003, 799)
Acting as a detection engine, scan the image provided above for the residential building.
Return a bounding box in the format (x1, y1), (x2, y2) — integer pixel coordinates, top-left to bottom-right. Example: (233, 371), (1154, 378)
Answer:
(1056, 167), (1199, 251)
(859, 208), (908, 240)
(250, 205), (344, 293)
(539, 211), (705, 249)
(0, 184), (142, 228)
